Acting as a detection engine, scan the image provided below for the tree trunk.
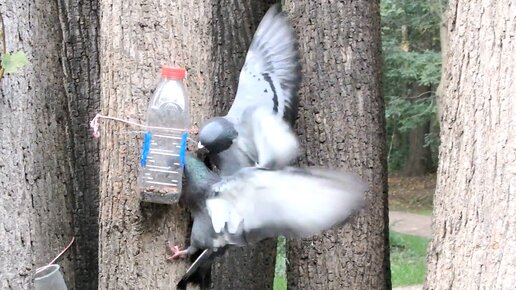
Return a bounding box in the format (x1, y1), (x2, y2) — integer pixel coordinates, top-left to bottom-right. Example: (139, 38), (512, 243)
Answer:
(425, 0), (516, 289)
(403, 85), (432, 176)
(0, 1), (75, 289)
(56, 0), (101, 289)
(208, 2), (278, 290)
(435, 7), (448, 104)
(283, 1), (389, 289)
(97, 1), (212, 288)
(404, 121), (430, 176)
(97, 1), (276, 289)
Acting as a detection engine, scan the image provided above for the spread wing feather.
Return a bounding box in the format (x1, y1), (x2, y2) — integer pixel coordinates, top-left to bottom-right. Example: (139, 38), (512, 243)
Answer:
(227, 4), (301, 125)
(206, 167), (366, 243)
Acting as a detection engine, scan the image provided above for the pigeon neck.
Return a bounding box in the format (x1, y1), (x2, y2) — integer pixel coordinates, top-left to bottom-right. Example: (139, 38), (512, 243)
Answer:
(184, 154), (219, 183)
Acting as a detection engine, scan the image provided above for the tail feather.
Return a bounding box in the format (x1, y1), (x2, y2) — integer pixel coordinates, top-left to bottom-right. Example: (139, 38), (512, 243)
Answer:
(177, 267), (211, 290)
(176, 248), (226, 290)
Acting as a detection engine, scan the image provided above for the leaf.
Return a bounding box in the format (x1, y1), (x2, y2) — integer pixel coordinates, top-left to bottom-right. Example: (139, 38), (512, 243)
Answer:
(1, 51), (29, 73)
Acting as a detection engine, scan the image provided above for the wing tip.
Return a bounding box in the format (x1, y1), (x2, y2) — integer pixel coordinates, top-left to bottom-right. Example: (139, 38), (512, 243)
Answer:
(230, 3), (302, 124)
(266, 3), (283, 18)
(264, 4), (302, 125)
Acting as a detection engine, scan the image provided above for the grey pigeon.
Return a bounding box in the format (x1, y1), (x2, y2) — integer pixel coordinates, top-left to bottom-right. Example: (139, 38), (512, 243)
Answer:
(170, 154), (367, 289)
(198, 4), (302, 175)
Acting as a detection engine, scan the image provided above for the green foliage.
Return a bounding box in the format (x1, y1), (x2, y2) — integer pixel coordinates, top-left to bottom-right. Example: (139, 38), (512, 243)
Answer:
(381, 0), (442, 51)
(384, 50), (442, 89)
(385, 93), (437, 133)
(1, 51), (29, 73)
(382, 0), (444, 172)
(390, 231), (429, 287)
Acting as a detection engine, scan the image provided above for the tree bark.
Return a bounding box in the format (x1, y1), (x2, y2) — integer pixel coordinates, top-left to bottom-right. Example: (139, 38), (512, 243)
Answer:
(208, 2), (278, 290)
(0, 1), (75, 289)
(435, 4), (448, 104)
(97, 1), (213, 288)
(56, 0), (101, 289)
(97, 1), (276, 289)
(425, 0), (516, 289)
(283, 1), (389, 289)
(404, 120), (431, 176)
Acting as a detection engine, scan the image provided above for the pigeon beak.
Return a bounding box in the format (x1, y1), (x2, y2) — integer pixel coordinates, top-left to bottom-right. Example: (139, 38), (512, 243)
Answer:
(197, 142), (205, 149)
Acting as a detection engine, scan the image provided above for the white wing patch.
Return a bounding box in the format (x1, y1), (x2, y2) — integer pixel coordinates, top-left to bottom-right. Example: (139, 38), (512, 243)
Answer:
(250, 107), (299, 168)
(206, 199), (234, 234)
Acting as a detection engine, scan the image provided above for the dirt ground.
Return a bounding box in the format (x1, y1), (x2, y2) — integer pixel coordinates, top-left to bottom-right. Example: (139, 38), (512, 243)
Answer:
(388, 173), (436, 215)
(389, 211), (432, 238)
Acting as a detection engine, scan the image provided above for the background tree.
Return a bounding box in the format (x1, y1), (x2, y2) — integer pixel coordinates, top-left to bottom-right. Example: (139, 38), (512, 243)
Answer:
(381, 0), (444, 175)
(0, 1), (76, 288)
(283, 1), (389, 289)
(56, 0), (101, 288)
(208, 2), (280, 289)
(97, 1), (276, 288)
(425, 0), (515, 288)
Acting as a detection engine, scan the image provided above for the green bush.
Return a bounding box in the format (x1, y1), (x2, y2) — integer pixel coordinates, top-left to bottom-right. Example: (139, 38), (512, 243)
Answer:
(382, 0), (445, 171)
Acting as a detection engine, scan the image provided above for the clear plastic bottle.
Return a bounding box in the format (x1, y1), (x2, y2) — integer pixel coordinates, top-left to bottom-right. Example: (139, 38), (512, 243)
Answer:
(138, 66), (189, 204)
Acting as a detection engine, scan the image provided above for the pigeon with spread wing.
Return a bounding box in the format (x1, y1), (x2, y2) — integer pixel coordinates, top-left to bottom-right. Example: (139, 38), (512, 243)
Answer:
(197, 4), (302, 176)
(170, 154), (366, 289)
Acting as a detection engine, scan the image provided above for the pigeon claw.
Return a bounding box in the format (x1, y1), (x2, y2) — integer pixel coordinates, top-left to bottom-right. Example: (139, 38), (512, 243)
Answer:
(165, 244), (188, 261)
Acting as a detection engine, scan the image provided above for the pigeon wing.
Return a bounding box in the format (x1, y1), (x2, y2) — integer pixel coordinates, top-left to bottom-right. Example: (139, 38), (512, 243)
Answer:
(237, 106), (299, 169)
(205, 167), (367, 244)
(227, 4), (301, 125)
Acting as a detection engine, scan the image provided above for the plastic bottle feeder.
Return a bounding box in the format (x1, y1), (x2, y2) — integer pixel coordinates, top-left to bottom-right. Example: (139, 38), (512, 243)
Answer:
(138, 66), (190, 204)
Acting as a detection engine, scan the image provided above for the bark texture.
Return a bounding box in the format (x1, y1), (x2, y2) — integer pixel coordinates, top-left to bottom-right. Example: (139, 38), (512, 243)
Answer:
(209, 1), (278, 289)
(0, 1), (75, 289)
(425, 0), (516, 289)
(283, 1), (389, 289)
(97, 1), (211, 288)
(56, 0), (101, 289)
(98, 1), (276, 289)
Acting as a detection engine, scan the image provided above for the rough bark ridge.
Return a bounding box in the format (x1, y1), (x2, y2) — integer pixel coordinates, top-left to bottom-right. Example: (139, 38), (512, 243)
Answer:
(97, 0), (280, 288)
(425, 0), (515, 289)
(209, 1), (278, 289)
(0, 1), (75, 289)
(283, 1), (389, 289)
(97, 1), (216, 287)
(56, 0), (101, 288)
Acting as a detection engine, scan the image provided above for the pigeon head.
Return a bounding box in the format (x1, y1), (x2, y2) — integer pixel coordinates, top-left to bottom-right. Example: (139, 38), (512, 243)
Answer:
(198, 117), (238, 154)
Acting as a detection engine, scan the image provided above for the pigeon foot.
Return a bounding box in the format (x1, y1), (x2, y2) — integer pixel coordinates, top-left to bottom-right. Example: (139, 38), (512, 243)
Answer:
(166, 242), (188, 261)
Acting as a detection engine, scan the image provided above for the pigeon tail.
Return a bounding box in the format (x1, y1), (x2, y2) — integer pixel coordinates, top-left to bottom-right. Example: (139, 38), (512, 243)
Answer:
(176, 248), (226, 290)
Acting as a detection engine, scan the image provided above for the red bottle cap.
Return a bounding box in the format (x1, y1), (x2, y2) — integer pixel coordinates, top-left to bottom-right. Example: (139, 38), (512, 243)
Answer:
(161, 66), (186, 80)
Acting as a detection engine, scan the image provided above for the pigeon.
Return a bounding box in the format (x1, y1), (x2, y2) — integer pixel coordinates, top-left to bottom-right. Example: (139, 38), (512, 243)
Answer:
(198, 4), (302, 176)
(169, 153), (367, 289)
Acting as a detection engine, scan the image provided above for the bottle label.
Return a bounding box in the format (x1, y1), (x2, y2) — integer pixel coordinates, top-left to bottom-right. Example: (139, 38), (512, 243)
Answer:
(140, 131), (152, 167)
(179, 132), (188, 169)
